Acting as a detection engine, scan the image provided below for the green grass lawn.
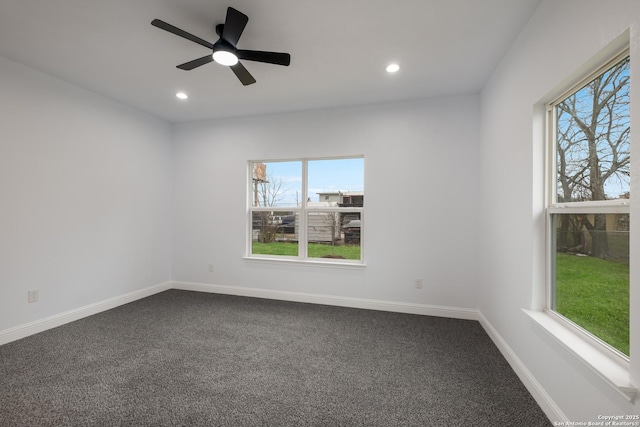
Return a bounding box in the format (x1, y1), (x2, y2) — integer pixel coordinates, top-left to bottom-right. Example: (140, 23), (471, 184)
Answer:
(555, 253), (629, 356)
(252, 241), (360, 260)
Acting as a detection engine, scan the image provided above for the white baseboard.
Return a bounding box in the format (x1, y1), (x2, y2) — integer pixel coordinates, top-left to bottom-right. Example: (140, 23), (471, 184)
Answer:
(171, 281), (480, 320)
(176, 282), (564, 421)
(1, 279), (562, 424)
(477, 312), (566, 423)
(0, 281), (172, 346)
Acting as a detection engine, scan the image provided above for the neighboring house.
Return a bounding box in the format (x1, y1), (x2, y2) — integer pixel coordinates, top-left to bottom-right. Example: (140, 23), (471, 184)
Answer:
(317, 191), (364, 207)
(295, 202), (340, 243)
(317, 191), (342, 204)
(297, 192), (364, 243)
(338, 192), (364, 207)
(252, 190), (364, 242)
(317, 191), (364, 227)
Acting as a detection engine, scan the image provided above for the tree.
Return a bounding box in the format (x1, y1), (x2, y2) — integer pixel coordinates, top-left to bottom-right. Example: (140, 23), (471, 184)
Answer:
(255, 173), (285, 208)
(319, 211), (342, 257)
(556, 57), (630, 258)
(253, 173), (286, 243)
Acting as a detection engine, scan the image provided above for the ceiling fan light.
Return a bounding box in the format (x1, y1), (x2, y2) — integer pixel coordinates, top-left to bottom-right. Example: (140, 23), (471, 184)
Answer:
(213, 50), (239, 66)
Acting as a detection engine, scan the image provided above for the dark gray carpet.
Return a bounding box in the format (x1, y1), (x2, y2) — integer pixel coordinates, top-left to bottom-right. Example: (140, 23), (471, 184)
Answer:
(0, 290), (551, 426)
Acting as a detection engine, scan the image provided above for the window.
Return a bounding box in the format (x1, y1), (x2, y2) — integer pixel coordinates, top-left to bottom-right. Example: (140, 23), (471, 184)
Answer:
(248, 157), (364, 264)
(546, 51), (630, 358)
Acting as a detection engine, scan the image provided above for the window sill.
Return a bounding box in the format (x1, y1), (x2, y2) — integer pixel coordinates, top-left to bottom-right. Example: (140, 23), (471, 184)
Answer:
(243, 256), (366, 270)
(523, 309), (636, 402)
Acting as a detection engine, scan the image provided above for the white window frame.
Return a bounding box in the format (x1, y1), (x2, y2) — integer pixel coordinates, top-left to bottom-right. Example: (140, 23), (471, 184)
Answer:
(246, 156), (365, 267)
(529, 46), (636, 401)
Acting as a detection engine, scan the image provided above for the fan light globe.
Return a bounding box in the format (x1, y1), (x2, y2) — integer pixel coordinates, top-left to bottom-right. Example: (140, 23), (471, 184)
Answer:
(213, 50), (239, 66)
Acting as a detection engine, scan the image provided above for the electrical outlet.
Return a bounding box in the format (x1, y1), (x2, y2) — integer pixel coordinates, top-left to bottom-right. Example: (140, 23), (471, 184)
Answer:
(208, 264), (215, 273)
(28, 289), (39, 303)
(414, 278), (423, 289)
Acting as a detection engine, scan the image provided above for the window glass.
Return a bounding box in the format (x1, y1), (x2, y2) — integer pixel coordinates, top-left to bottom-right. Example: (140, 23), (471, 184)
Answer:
(251, 210), (298, 257)
(249, 157), (364, 263)
(555, 57), (630, 203)
(548, 54), (630, 357)
(308, 158), (364, 205)
(551, 213), (629, 355)
(306, 212), (361, 260)
(251, 161), (301, 208)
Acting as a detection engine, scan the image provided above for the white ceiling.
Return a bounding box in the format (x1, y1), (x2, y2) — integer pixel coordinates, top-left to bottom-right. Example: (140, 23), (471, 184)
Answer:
(0, 0), (541, 123)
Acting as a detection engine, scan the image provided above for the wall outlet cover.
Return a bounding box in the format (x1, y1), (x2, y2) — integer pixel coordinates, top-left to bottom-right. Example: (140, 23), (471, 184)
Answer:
(28, 289), (40, 303)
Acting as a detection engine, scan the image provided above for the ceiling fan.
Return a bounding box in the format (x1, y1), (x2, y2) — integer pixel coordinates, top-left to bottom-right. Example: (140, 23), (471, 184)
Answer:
(151, 7), (291, 86)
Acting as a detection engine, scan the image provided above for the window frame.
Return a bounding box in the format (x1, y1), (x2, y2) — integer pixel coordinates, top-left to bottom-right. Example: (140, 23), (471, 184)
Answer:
(544, 48), (631, 364)
(246, 156), (365, 266)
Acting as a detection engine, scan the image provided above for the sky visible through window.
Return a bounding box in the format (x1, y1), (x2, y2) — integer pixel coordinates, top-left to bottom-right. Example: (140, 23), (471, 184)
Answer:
(556, 57), (630, 201)
(259, 158), (364, 206)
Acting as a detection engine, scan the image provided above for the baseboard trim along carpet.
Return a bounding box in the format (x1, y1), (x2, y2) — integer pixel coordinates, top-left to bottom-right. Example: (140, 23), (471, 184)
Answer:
(0, 290), (552, 426)
(0, 280), (559, 423)
(171, 281), (480, 321)
(0, 281), (172, 346)
(174, 281), (560, 422)
(478, 312), (566, 423)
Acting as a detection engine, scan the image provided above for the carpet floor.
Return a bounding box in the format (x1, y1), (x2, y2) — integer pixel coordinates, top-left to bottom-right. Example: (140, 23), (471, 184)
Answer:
(0, 290), (551, 426)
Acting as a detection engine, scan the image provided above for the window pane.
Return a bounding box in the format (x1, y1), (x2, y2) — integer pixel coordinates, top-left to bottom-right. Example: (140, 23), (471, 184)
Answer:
(307, 212), (361, 260)
(251, 161), (302, 208)
(555, 57), (630, 202)
(249, 157), (364, 264)
(251, 211), (298, 257)
(552, 213), (629, 355)
(308, 158), (364, 205)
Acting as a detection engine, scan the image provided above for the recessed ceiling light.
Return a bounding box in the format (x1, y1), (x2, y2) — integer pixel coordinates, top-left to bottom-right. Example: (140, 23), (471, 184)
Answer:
(386, 63), (400, 73)
(176, 92), (189, 100)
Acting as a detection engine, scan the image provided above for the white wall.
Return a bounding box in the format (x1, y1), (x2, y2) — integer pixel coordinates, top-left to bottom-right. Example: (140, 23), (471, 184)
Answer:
(172, 96), (480, 309)
(0, 56), (173, 332)
(479, 0), (639, 420)
(7, 1), (638, 420)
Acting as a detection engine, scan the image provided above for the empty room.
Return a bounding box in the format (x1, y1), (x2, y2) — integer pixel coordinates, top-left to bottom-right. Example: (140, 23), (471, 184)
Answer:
(0, 0), (638, 425)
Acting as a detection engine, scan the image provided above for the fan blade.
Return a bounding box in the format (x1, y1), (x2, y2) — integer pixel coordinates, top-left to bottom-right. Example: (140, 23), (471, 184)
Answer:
(237, 50), (291, 66)
(221, 7), (248, 47)
(151, 19), (214, 50)
(230, 62), (256, 86)
(177, 55), (214, 70)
